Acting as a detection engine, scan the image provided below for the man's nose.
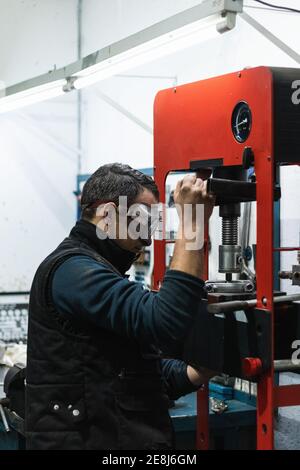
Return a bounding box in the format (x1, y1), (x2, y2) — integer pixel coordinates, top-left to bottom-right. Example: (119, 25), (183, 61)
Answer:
(142, 238), (152, 247)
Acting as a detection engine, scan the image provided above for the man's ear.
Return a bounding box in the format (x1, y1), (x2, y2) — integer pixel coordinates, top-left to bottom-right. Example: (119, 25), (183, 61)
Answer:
(96, 202), (117, 219)
(94, 202), (118, 237)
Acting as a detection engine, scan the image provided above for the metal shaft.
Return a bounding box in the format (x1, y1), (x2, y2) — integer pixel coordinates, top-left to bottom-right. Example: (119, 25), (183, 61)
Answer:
(274, 360), (300, 373)
(207, 293), (300, 314)
(0, 404), (9, 433)
(279, 271), (293, 280)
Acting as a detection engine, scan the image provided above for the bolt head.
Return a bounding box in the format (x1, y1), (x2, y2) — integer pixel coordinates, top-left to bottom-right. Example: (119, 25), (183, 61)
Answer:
(245, 282), (254, 292)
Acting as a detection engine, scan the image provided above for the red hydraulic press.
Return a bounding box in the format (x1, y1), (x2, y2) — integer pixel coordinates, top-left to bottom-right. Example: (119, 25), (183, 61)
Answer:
(153, 66), (300, 450)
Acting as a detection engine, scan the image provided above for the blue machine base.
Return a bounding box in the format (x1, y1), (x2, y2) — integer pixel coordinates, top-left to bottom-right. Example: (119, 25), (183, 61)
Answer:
(170, 386), (256, 450)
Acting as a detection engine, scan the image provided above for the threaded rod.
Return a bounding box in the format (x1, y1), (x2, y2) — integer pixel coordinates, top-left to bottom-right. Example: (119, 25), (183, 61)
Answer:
(222, 217), (238, 245)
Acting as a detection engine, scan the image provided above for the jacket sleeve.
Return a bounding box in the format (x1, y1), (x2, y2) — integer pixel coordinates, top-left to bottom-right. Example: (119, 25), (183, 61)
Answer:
(52, 255), (205, 350)
(161, 359), (199, 400)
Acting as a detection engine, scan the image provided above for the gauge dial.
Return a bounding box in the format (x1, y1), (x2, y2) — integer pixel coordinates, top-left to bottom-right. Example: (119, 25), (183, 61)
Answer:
(231, 102), (252, 143)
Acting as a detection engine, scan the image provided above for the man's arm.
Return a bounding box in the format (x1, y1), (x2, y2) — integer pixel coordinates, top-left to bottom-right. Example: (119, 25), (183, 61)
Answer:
(170, 174), (214, 278)
(164, 175), (217, 387)
(161, 359), (199, 401)
(52, 256), (205, 350)
(161, 359), (217, 400)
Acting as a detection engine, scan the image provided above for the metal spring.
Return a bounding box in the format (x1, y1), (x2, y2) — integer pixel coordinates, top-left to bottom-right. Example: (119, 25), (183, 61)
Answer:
(222, 217), (238, 245)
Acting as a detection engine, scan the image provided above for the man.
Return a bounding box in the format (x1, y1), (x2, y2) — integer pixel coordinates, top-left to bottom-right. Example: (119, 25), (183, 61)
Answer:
(26, 163), (215, 450)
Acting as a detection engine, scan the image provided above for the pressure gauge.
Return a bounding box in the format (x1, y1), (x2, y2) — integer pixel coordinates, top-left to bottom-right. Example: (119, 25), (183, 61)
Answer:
(231, 101), (252, 143)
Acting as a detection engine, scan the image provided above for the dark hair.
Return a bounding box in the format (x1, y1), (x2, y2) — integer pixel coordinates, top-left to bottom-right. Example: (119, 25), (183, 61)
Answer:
(81, 163), (159, 220)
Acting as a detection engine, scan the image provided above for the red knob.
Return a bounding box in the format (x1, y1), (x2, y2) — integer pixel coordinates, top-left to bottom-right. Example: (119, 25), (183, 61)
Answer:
(242, 357), (262, 378)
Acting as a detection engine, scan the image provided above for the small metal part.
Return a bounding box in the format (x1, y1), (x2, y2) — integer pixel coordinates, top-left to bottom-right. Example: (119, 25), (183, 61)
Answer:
(244, 245), (253, 261)
(219, 245), (242, 273)
(205, 279), (255, 294)
(210, 397), (228, 414)
(292, 265), (300, 286)
(0, 404), (10, 432)
(63, 76), (77, 93)
(207, 293), (300, 314)
(72, 409), (80, 417)
(242, 146), (254, 169)
(244, 281), (255, 292)
(279, 271), (293, 280)
(53, 404), (60, 411)
(68, 404), (72, 410)
(211, 374), (235, 387)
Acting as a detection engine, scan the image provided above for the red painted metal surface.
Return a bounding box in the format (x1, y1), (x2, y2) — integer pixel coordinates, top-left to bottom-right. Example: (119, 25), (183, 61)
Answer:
(196, 224), (210, 450)
(242, 357), (263, 378)
(153, 66), (298, 450)
(196, 385), (209, 450)
(274, 385), (300, 407)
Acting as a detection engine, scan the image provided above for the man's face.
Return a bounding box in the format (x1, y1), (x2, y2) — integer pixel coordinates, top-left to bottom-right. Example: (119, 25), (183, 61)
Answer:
(115, 188), (159, 254)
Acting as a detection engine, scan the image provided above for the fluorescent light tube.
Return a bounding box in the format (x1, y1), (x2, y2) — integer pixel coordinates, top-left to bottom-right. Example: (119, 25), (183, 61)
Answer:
(0, 79), (67, 114)
(73, 13), (233, 90)
(0, 1), (241, 110)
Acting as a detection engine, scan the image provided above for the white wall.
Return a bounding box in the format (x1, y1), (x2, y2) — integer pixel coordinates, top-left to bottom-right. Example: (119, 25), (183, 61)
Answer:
(0, 95), (78, 291)
(0, 0), (299, 291)
(81, 0), (207, 57)
(0, 0), (79, 291)
(0, 0), (78, 87)
(80, 75), (171, 172)
(79, 0), (209, 171)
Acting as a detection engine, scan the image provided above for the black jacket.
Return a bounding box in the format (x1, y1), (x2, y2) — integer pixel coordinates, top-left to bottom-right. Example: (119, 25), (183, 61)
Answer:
(26, 220), (204, 450)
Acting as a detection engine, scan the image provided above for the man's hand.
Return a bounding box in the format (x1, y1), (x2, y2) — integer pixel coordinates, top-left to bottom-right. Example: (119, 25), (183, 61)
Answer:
(170, 174), (215, 278)
(187, 365), (217, 387)
(174, 174), (215, 225)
